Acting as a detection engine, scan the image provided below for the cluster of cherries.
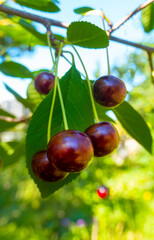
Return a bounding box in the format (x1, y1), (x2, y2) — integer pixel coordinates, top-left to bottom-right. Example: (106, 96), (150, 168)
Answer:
(32, 72), (126, 182)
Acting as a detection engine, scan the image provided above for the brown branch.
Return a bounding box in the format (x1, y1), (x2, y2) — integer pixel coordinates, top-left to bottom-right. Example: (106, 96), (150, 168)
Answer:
(0, 4), (154, 53)
(147, 52), (154, 83)
(109, 35), (154, 53)
(0, 4), (69, 29)
(109, 0), (153, 33)
(0, 116), (31, 123)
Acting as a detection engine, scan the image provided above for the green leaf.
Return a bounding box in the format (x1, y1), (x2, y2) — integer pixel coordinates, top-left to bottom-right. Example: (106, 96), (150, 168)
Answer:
(0, 141), (25, 168)
(16, 18), (47, 45)
(113, 101), (153, 153)
(141, 3), (154, 33)
(67, 21), (109, 49)
(14, 0), (60, 13)
(0, 61), (33, 78)
(0, 108), (15, 118)
(96, 103), (115, 123)
(26, 64), (96, 198)
(4, 83), (34, 111)
(0, 119), (19, 132)
(27, 81), (46, 112)
(74, 7), (94, 16)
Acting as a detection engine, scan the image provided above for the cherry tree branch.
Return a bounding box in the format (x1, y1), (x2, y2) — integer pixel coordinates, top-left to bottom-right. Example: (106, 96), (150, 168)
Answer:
(0, 116), (31, 123)
(109, 0), (153, 33)
(0, 4), (69, 29)
(109, 35), (154, 53)
(0, 3), (154, 53)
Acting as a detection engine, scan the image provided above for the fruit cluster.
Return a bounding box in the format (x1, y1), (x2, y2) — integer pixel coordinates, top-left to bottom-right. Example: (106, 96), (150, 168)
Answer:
(32, 73), (126, 182)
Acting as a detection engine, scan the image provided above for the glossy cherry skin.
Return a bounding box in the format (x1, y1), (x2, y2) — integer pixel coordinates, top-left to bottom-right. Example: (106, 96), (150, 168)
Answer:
(34, 72), (55, 94)
(85, 122), (119, 157)
(93, 75), (127, 108)
(31, 150), (68, 182)
(97, 185), (109, 199)
(47, 130), (94, 173)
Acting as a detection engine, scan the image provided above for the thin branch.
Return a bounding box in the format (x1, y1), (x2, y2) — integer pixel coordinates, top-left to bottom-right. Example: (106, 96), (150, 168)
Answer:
(0, 4), (69, 29)
(109, 35), (154, 53)
(147, 52), (154, 83)
(110, 0), (153, 33)
(0, 116), (31, 123)
(0, 4), (154, 53)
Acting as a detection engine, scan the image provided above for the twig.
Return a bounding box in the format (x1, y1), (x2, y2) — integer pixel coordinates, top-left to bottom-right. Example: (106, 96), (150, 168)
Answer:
(0, 116), (31, 123)
(147, 52), (154, 83)
(109, 0), (153, 33)
(109, 35), (154, 53)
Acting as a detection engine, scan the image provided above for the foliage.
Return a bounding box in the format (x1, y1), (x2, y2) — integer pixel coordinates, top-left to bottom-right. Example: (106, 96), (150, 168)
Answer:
(141, 2), (154, 33)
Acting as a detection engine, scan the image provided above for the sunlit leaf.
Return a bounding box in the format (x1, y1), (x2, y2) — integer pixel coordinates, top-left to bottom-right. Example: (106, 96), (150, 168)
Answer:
(141, 2), (154, 33)
(14, 0), (60, 12)
(74, 7), (94, 16)
(67, 21), (109, 48)
(0, 61), (33, 78)
(27, 81), (46, 111)
(113, 101), (153, 153)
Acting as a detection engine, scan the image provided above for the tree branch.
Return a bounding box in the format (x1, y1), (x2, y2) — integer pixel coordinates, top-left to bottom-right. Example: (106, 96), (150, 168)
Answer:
(109, 0), (153, 33)
(109, 35), (154, 53)
(0, 116), (31, 123)
(0, 3), (154, 53)
(147, 52), (154, 83)
(0, 4), (69, 29)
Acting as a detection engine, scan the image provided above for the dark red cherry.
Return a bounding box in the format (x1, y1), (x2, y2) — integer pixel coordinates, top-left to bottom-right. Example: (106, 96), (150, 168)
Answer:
(34, 72), (55, 94)
(47, 130), (94, 173)
(93, 75), (127, 108)
(85, 122), (119, 157)
(31, 150), (68, 182)
(97, 185), (109, 199)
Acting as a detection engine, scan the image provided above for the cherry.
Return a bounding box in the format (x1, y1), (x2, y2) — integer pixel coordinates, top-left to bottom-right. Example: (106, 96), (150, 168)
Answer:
(47, 130), (94, 173)
(31, 150), (68, 182)
(93, 75), (127, 108)
(34, 72), (55, 94)
(97, 185), (109, 199)
(85, 122), (119, 157)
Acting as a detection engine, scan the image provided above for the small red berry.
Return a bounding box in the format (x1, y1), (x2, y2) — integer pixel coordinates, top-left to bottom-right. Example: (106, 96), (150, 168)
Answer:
(32, 150), (68, 182)
(97, 185), (109, 199)
(34, 72), (55, 94)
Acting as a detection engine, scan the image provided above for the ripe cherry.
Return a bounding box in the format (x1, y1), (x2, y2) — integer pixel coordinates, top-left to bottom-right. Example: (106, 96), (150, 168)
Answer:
(47, 130), (94, 173)
(31, 150), (68, 182)
(85, 122), (119, 157)
(97, 185), (109, 199)
(93, 75), (127, 108)
(34, 72), (55, 94)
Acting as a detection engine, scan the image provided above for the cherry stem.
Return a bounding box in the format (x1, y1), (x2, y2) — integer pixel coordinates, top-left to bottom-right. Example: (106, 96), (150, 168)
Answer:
(47, 31), (68, 143)
(62, 50), (75, 65)
(71, 44), (99, 123)
(63, 51), (86, 78)
(101, 10), (111, 75)
(47, 31), (55, 68)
